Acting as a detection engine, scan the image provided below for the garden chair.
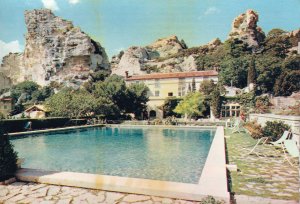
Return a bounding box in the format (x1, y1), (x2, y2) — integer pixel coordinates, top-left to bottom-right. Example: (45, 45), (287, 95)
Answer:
(231, 118), (245, 133)
(226, 118), (235, 128)
(246, 137), (269, 157)
(270, 130), (292, 147)
(282, 140), (299, 167)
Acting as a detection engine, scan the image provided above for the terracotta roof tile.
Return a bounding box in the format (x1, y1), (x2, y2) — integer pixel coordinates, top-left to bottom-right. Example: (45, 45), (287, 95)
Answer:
(125, 70), (218, 81)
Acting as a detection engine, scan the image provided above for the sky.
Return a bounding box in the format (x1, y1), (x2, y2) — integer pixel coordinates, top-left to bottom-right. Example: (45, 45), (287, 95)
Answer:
(0, 0), (300, 60)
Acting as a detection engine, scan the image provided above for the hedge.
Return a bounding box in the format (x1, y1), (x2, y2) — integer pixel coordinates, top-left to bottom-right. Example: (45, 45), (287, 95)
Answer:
(0, 118), (87, 133)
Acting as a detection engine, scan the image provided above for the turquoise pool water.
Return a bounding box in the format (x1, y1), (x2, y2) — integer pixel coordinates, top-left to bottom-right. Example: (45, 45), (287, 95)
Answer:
(11, 127), (215, 184)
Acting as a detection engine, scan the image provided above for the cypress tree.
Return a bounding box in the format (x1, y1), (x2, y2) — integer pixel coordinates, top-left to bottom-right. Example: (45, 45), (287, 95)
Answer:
(192, 78), (196, 92)
(247, 58), (256, 86)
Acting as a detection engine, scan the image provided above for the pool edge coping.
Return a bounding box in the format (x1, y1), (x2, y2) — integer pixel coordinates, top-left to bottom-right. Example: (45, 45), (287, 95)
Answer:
(15, 126), (230, 202)
(8, 124), (105, 137)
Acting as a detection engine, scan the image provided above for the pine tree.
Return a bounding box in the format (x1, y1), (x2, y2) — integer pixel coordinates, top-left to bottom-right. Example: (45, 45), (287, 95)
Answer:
(0, 129), (18, 181)
(247, 58), (256, 86)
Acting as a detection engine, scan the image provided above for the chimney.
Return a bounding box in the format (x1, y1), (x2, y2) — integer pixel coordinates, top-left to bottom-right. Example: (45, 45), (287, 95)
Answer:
(125, 71), (129, 78)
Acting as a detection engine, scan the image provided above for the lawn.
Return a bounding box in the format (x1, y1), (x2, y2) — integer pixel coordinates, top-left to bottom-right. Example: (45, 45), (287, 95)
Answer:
(225, 129), (299, 201)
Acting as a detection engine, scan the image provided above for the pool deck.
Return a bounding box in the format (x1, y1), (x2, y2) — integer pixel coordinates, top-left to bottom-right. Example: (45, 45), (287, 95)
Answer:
(14, 126), (230, 202)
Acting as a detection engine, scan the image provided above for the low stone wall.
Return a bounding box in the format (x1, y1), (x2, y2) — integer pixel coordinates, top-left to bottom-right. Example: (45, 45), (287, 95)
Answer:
(249, 113), (300, 135)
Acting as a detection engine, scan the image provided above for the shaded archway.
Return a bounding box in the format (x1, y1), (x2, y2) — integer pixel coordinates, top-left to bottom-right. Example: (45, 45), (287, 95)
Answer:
(149, 110), (156, 119)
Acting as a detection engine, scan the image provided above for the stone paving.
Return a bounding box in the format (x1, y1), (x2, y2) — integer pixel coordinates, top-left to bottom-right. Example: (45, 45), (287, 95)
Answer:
(225, 129), (299, 202)
(0, 182), (224, 204)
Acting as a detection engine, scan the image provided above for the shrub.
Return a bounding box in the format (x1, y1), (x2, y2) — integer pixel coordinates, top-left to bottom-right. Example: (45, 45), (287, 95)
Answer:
(263, 121), (290, 142)
(244, 121), (264, 139)
(255, 96), (271, 113)
(0, 130), (18, 181)
(151, 118), (163, 125)
(200, 196), (224, 204)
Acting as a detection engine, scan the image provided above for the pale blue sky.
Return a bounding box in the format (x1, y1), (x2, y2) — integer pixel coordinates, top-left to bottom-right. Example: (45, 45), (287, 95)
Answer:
(0, 0), (299, 59)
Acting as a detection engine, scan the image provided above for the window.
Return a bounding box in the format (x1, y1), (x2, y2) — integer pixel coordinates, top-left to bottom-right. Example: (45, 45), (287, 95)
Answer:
(3, 105), (7, 110)
(155, 79), (160, 88)
(155, 90), (160, 96)
(168, 92), (173, 96)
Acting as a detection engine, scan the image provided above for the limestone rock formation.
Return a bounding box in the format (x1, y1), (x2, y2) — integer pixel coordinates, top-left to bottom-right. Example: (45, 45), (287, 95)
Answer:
(229, 9), (265, 48)
(111, 36), (188, 76)
(0, 9), (110, 87)
(146, 35), (187, 58)
(111, 47), (149, 76)
(0, 72), (12, 90)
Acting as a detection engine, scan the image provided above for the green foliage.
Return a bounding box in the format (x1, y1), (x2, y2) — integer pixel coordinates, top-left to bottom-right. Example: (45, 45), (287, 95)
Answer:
(161, 97), (182, 118)
(220, 56), (249, 88)
(93, 75), (127, 111)
(10, 81), (40, 102)
(264, 29), (291, 58)
(247, 58), (256, 85)
(0, 130), (18, 181)
(200, 196), (224, 204)
(238, 91), (256, 111)
(46, 75), (149, 119)
(263, 121), (290, 142)
(199, 80), (216, 96)
(210, 88), (223, 118)
(31, 86), (54, 102)
(93, 75), (149, 117)
(90, 70), (110, 82)
(125, 83), (149, 117)
(274, 70), (300, 96)
(255, 95), (271, 113)
(45, 89), (98, 118)
(267, 29), (287, 38)
(174, 92), (206, 120)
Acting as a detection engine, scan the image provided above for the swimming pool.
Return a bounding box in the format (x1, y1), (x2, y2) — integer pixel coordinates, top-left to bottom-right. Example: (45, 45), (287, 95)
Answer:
(11, 126), (215, 184)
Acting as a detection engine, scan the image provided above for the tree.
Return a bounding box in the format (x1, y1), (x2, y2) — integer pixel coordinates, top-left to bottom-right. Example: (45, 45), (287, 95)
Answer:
(210, 89), (223, 118)
(125, 83), (149, 118)
(191, 78), (196, 92)
(93, 75), (127, 112)
(199, 80), (216, 96)
(31, 86), (54, 102)
(93, 75), (149, 116)
(264, 29), (291, 58)
(161, 97), (182, 118)
(10, 81), (40, 102)
(219, 57), (249, 88)
(174, 92), (206, 121)
(274, 70), (300, 96)
(247, 58), (256, 86)
(45, 89), (99, 118)
(0, 130), (18, 181)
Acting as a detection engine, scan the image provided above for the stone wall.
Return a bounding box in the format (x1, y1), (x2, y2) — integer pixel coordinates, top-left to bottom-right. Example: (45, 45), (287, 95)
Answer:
(249, 113), (300, 135)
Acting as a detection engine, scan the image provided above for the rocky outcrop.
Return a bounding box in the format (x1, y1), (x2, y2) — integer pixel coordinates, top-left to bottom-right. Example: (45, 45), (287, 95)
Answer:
(111, 47), (149, 76)
(111, 36), (189, 76)
(229, 9), (265, 48)
(146, 35), (187, 58)
(0, 72), (12, 90)
(0, 9), (110, 87)
(0, 53), (24, 85)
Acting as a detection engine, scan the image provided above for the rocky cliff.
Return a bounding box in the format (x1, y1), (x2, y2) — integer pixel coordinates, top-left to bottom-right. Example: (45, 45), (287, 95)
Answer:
(229, 9), (265, 48)
(111, 36), (222, 77)
(0, 9), (110, 87)
(111, 35), (199, 76)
